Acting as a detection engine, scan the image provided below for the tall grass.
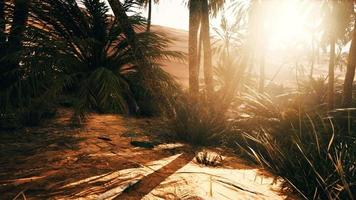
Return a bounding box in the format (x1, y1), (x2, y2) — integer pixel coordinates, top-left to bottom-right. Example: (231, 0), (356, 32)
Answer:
(169, 94), (229, 146)
(233, 91), (356, 199)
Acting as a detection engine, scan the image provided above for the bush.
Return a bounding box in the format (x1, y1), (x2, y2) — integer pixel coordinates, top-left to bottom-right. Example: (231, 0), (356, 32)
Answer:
(233, 91), (356, 199)
(169, 94), (229, 146)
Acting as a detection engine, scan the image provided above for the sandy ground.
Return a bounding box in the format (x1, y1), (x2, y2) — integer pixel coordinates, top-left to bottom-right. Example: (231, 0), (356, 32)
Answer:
(0, 109), (181, 199)
(0, 109), (293, 199)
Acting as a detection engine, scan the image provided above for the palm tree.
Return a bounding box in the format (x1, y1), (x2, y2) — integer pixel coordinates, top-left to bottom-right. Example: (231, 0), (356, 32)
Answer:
(343, 20), (356, 107)
(188, 0), (225, 96)
(32, 0), (183, 117)
(138, 0), (160, 32)
(325, 1), (337, 110)
(306, 3), (323, 79)
(233, 0), (265, 93)
(212, 16), (248, 110)
(321, 0), (353, 109)
(328, 35), (336, 110)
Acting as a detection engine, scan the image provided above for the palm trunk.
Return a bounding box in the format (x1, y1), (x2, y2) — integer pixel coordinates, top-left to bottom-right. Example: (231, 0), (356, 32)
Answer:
(188, 1), (200, 94)
(197, 23), (203, 75)
(0, 0), (5, 92)
(1, 0), (30, 91)
(328, 37), (335, 110)
(201, 0), (213, 97)
(8, 0), (30, 51)
(107, 0), (148, 70)
(343, 22), (356, 107)
(310, 35), (315, 78)
(0, 0), (5, 44)
(258, 53), (265, 93)
(146, 0), (152, 32)
(253, 1), (265, 93)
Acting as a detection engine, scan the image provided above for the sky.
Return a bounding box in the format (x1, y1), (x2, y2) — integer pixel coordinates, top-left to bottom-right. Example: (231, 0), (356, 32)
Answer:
(141, 0), (190, 30)
(102, 0), (191, 30)
(102, 0), (233, 31)
(139, 0), (233, 31)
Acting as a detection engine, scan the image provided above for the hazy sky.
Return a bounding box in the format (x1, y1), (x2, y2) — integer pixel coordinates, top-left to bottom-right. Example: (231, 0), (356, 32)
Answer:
(103, 0), (229, 30)
(140, 0), (227, 31)
(141, 0), (189, 30)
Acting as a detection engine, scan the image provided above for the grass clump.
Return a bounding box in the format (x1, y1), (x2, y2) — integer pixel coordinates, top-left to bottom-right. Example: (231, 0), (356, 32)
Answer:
(195, 150), (223, 167)
(233, 91), (356, 200)
(169, 94), (229, 146)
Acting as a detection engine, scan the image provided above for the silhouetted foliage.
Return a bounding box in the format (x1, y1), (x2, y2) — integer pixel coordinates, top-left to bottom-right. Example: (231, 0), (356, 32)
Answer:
(0, 0), (184, 127)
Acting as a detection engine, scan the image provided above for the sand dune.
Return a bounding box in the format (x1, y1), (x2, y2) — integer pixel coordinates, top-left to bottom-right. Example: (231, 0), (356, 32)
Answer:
(151, 25), (189, 88)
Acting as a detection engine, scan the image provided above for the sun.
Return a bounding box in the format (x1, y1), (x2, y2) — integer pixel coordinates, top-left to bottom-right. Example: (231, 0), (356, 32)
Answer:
(262, 0), (321, 50)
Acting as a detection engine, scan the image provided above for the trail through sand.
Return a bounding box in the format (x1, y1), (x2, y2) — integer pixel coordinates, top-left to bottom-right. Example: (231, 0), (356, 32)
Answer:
(0, 109), (292, 199)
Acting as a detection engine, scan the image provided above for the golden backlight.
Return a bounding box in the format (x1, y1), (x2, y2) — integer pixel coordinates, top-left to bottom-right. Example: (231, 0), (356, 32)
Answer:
(261, 0), (322, 50)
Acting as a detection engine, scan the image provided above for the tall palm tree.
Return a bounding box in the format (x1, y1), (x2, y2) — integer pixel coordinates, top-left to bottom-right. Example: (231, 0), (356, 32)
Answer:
(325, 0), (338, 110)
(322, 0), (353, 110)
(188, 0), (225, 96)
(328, 35), (336, 110)
(343, 19), (356, 107)
(139, 0), (159, 32)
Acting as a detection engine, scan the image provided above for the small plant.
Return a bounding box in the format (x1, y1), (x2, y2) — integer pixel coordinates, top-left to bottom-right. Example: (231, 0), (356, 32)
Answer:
(195, 150), (223, 167)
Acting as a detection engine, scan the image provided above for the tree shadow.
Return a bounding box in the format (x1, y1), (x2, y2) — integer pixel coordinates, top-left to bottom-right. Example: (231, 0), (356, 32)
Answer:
(114, 153), (195, 200)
